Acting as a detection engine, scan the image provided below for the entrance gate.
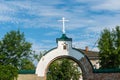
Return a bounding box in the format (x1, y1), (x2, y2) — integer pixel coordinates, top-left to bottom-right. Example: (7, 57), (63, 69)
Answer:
(36, 34), (93, 80)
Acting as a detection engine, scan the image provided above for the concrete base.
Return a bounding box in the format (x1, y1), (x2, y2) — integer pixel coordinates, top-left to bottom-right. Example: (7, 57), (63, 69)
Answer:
(18, 74), (44, 80)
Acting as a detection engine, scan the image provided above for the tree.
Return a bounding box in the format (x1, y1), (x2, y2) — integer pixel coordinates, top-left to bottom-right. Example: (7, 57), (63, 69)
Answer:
(0, 64), (18, 80)
(19, 58), (35, 70)
(47, 58), (81, 80)
(0, 30), (32, 67)
(0, 30), (33, 79)
(33, 51), (44, 62)
(98, 26), (120, 68)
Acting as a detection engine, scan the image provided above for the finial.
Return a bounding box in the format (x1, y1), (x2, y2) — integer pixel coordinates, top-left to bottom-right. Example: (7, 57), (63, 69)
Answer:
(58, 17), (69, 34)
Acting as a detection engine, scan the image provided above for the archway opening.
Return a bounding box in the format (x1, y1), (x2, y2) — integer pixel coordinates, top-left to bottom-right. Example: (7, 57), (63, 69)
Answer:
(46, 57), (83, 80)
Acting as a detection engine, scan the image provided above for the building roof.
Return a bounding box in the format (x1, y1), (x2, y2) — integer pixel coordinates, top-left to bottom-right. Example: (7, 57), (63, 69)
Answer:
(56, 34), (72, 43)
(78, 49), (99, 60)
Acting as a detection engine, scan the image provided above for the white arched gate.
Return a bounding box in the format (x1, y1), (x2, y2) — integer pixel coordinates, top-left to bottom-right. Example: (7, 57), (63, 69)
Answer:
(36, 34), (93, 80)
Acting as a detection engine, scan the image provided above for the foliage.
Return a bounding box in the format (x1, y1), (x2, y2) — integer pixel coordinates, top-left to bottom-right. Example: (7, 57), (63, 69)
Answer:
(47, 58), (81, 80)
(33, 50), (46, 62)
(19, 58), (35, 70)
(0, 64), (18, 80)
(0, 30), (32, 67)
(0, 30), (34, 79)
(33, 52), (43, 62)
(98, 26), (120, 68)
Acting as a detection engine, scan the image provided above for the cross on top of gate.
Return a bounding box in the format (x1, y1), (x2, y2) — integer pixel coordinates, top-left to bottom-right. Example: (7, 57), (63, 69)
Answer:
(58, 17), (69, 34)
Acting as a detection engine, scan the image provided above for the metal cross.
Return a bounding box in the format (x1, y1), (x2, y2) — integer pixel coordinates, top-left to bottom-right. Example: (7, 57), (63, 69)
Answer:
(58, 17), (69, 34)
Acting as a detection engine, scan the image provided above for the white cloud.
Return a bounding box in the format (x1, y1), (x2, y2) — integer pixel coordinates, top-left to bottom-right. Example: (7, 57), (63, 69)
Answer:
(87, 14), (120, 33)
(73, 36), (99, 50)
(45, 32), (59, 36)
(41, 40), (54, 44)
(27, 37), (56, 53)
(0, 16), (12, 22)
(73, 41), (89, 49)
(73, 41), (99, 51)
(92, 47), (99, 51)
(0, 3), (15, 12)
(0, 0), (120, 53)
(92, 0), (120, 11)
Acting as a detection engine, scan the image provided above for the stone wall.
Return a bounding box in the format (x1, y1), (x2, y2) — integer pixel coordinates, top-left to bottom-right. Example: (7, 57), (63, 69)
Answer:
(79, 56), (120, 80)
(17, 73), (120, 80)
(93, 73), (120, 80)
(18, 56), (120, 80)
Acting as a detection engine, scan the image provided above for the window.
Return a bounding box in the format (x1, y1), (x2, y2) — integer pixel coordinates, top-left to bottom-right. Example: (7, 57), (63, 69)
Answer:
(63, 45), (66, 50)
(62, 42), (67, 50)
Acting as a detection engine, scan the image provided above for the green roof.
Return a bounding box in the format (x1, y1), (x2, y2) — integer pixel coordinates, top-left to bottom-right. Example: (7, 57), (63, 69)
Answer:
(56, 34), (72, 43)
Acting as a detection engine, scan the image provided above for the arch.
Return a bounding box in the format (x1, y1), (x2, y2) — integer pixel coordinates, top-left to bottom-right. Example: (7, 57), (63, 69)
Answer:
(36, 47), (93, 80)
(45, 55), (86, 80)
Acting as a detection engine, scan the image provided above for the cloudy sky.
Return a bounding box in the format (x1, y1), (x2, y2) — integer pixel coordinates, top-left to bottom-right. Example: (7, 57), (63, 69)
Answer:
(0, 0), (120, 53)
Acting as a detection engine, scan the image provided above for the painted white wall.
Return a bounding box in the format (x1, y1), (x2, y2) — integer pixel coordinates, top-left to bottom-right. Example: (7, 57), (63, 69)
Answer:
(91, 60), (100, 69)
(36, 40), (84, 77)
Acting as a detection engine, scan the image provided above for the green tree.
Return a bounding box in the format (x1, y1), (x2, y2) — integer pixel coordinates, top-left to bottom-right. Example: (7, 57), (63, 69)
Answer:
(33, 50), (46, 64)
(47, 58), (81, 80)
(0, 30), (32, 67)
(0, 30), (33, 79)
(19, 58), (35, 70)
(0, 64), (18, 80)
(98, 26), (120, 68)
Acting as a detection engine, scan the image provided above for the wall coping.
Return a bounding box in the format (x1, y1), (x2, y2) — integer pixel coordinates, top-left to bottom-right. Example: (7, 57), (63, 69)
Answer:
(93, 68), (120, 73)
(18, 70), (35, 74)
(18, 68), (120, 74)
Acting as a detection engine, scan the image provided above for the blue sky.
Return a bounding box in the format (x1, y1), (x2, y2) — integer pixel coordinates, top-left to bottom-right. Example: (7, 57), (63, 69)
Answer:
(0, 0), (120, 53)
